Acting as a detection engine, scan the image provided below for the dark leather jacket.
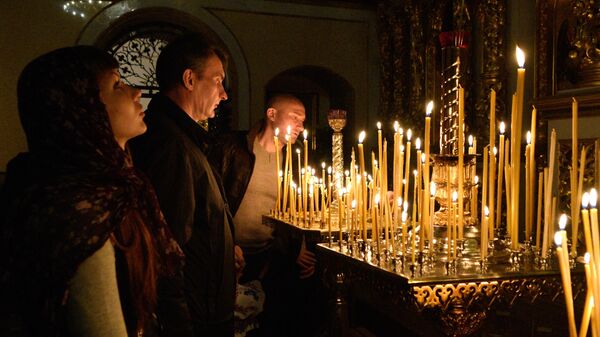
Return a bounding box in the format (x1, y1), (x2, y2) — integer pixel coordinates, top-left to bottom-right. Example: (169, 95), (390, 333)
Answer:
(209, 124), (262, 216)
(130, 95), (235, 337)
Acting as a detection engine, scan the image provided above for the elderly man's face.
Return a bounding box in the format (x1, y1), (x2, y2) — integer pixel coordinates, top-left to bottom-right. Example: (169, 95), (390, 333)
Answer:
(190, 53), (228, 121)
(272, 100), (306, 143)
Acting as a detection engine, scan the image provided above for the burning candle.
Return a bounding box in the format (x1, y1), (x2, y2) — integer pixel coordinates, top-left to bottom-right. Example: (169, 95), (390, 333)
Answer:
(481, 206), (489, 259)
(404, 129), (412, 205)
(555, 230), (577, 337)
(358, 131), (367, 241)
(496, 122), (506, 227)
(424, 102), (433, 248)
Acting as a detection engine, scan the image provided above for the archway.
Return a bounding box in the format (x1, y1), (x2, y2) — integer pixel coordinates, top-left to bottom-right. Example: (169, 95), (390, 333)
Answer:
(266, 65), (355, 165)
(77, 1), (250, 129)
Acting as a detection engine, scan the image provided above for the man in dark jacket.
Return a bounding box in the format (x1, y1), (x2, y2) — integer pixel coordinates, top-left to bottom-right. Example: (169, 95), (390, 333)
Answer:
(210, 94), (318, 337)
(130, 34), (242, 337)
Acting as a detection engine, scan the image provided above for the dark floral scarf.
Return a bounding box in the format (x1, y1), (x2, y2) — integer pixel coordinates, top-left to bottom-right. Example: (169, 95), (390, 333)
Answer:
(0, 46), (184, 336)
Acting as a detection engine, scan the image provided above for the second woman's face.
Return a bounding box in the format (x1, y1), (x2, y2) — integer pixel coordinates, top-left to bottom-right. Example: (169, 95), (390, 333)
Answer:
(98, 69), (145, 149)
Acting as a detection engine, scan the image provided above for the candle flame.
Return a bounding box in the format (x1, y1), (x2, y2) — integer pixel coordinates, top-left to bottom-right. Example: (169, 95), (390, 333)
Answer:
(291, 181), (296, 188)
(296, 148), (301, 154)
(358, 131), (366, 144)
(583, 192), (590, 208)
(285, 134), (290, 142)
(426, 101), (433, 116)
(559, 213), (567, 230)
(321, 162), (326, 169)
(400, 145), (405, 152)
(393, 121), (399, 132)
(452, 191), (458, 202)
(402, 211), (408, 222)
(585, 252), (591, 264)
(275, 128), (279, 136)
(407, 129), (412, 141)
(298, 187), (302, 195)
(554, 231), (562, 246)
(421, 153), (425, 163)
(403, 201), (408, 210)
(377, 121), (382, 130)
(413, 169), (418, 177)
(327, 166), (332, 174)
(484, 206), (490, 217)
(474, 175), (479, 184)
(415, 137), (421, 150)
(499, 121), (506, 134)
(287, 125), (291, 135)
(493, 147), (497, 155)
(278, 170), (283, 177)
(345, 170), (350, 177)
(526, 131), (531, 144)
(399, 127), (404, 135)
(516, 45), (525, 68)
(397, 197), (403, 207)
(303, 129), (308, 140)
(591, 188), (598, 208)
(468, 134), (473, 146)
(430, 182), (436, 195)
(374, 193), (380, 204)
(301, 168), (305, 174)
(352, 199), (357, 209)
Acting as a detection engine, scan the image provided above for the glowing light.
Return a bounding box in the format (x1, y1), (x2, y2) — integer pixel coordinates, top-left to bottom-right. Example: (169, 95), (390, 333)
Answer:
(516, 45), (525, 68)
(407, 129), (412, 141)
(426, 101), (434, 116)
(554, 231), (562, 246)
(559, 214), (567, 230)
(583, 192), (590, 208)
(358, 131), (366, 144)
(499, 121), (506, 134)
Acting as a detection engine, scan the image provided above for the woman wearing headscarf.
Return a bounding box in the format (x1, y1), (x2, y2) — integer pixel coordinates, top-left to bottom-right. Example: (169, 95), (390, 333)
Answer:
(0, 46), (189, 337)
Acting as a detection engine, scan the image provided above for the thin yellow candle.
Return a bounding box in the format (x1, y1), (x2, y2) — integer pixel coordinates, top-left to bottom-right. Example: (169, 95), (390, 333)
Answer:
(555, 231), (577, 337)
(452, 191), (459, 258)
(424, 102), (433, 248)
(482, 206), (489, 259)
(404, 129), (412, 205)
(309, 184), (315, 228)
(512, 46), (526, 250)
(429, 183), (435, 245)
(489, 145), (496, 236)
(496, 122), (506, 227)
(590, 189), (600, 275)
(338, 188), (343, 247)
(411, 188), (417, 264)
(458, 86), (465, 240)
(412, 170), (418, 247)
(374, 192), (381, 255)
(543, 130), (557, 258)
(401, 210), (408, 255)
(468, 135), (474, 155)
(472, 176), (479, 224)
(482, 147), (489, 231)
(393, 121), (400, 209)
(573, 146), (587, 257)
(530, 106), (537, 243)
(274, 128), (281, 214)
(377, 121), (383, 185)
(398, 129), (405, 202)
(282, 128), (292, 216)
(447, 166), (452, 260)
(525, 132), (532, 240)
(358, 131), (367, 241)
(277, 170), (283, 216)
(490, 88), (497, 153)
(383, 140), (389, 244)
(580, 253), (594, 337)
(536, 172), (544, 250)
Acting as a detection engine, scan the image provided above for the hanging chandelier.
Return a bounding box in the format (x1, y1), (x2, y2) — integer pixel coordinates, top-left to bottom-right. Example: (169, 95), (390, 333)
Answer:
(62, 0), (113, 19)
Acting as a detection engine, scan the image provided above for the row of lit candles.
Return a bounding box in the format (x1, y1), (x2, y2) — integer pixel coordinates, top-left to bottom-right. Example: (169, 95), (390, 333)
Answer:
(556, 189), (600, 337)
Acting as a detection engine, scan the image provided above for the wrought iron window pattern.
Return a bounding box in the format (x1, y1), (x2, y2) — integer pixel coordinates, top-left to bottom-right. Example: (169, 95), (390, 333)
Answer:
(111, 36), (166, 97)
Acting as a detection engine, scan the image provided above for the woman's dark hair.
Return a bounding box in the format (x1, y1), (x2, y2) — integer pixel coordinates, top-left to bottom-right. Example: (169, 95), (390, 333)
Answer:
(156, 33), (228, 92)
(15, 46), (160, 332)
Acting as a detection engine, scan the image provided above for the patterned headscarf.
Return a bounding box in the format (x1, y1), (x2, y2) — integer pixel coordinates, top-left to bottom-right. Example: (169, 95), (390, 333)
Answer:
(1, 46), (184, 335)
